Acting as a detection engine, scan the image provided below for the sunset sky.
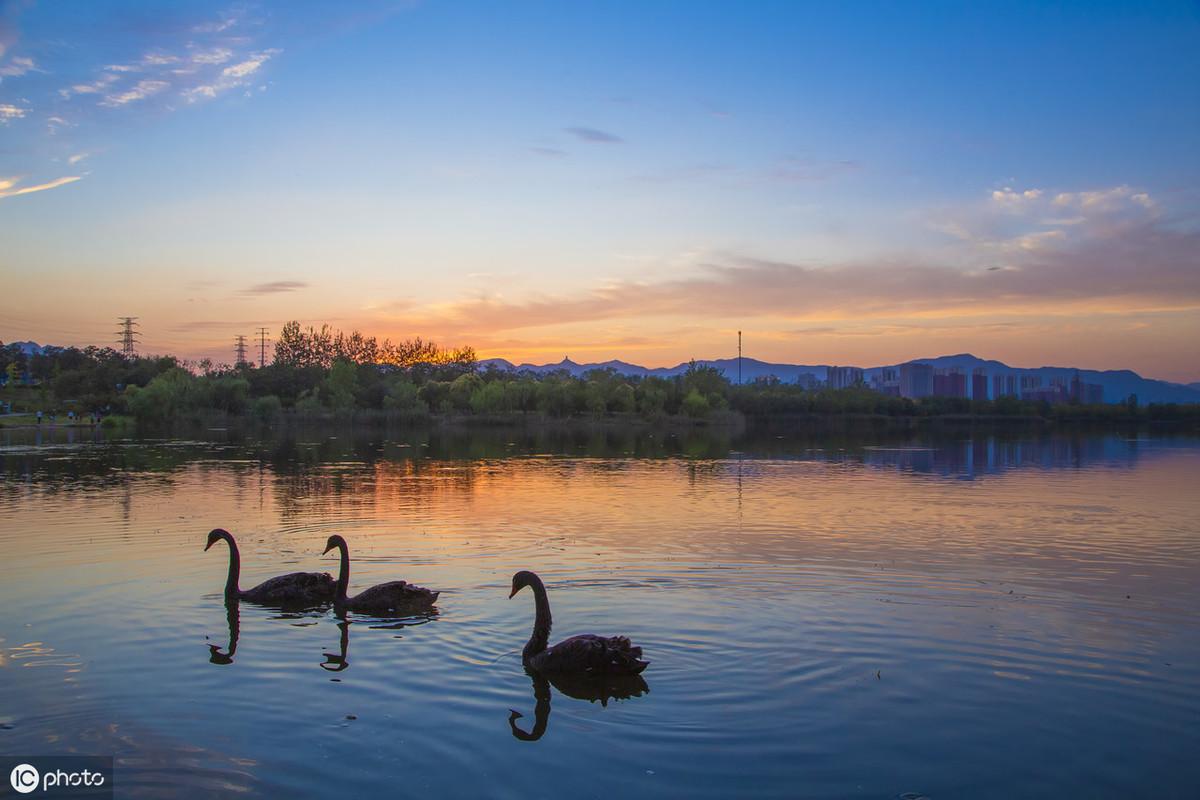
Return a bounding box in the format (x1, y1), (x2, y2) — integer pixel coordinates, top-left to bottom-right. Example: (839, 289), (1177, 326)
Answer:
(1, 1), (1197, 381)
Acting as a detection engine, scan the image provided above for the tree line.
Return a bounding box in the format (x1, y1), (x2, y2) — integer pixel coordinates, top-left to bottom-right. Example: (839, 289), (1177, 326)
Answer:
(3, 328), (1198, 426)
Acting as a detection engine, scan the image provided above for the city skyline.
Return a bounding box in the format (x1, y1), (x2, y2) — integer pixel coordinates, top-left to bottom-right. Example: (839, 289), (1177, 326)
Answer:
(2, 1), (1198, 381)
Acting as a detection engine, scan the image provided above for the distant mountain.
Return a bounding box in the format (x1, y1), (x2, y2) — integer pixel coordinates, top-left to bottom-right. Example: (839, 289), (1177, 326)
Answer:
(479, 353), (1200, 405)
(479, 356), (830, 382)
(4, 341), (47, 356)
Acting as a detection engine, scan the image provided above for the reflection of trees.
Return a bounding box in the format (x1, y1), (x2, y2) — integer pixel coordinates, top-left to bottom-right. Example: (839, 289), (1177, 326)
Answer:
(0, 422), (1167, 499)
(272, 457), (480, 520)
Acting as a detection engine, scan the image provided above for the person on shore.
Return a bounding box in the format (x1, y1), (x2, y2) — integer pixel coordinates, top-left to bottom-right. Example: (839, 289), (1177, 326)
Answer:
(36, 410), (42, 425)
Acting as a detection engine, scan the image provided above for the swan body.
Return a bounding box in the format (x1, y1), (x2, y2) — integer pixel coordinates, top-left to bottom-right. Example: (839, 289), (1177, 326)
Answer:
(205, 528), (335, 608)
(323, 535), (439, 615)
(509, 570), (648, 676)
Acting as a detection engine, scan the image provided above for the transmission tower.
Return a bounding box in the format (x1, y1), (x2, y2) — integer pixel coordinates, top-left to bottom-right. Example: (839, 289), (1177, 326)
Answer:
(234, 335), (248, 367)
(116, 317), (140, 357)
(256, 327), (269, 368)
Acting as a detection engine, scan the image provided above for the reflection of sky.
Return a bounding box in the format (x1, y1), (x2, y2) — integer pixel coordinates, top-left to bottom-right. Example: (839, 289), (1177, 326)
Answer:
(1, 434), (1198, 797)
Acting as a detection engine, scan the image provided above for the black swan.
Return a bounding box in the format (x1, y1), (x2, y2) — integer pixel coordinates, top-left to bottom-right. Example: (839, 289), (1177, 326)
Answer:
(508, 570), (648, 675)
(323, 535), (439, 615)
(205, 528), (335, 607)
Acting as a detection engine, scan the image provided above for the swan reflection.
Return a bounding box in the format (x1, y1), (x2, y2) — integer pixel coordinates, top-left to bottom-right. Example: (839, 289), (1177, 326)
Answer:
(508, 669), (649, 742)
(207, 597), (240, 665)
(320, 613), (437, 674)
(321, 620), (351, 672)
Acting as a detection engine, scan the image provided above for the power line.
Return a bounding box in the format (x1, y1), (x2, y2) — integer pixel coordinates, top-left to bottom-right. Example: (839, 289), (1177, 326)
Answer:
(256, 327), (269, 368)
(234, 335), (248, 367)
(116, 317), (140, 357)
(738, 330), (742, 385)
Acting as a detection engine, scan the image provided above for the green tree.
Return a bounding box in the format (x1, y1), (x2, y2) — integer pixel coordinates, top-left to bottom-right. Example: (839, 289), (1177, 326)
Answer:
(322, 359), (359, 411)
(681, 389), (711, 418)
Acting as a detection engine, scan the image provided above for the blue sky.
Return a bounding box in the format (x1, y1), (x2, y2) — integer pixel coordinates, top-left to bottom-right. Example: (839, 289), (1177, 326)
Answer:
(1, 1), (1198, 379)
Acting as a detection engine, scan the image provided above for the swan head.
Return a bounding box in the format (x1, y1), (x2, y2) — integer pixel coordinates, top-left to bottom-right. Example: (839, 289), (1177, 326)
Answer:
(204, 528), (230, 551)
(323, 534), (347, 555)
(509, 570), (539, 598)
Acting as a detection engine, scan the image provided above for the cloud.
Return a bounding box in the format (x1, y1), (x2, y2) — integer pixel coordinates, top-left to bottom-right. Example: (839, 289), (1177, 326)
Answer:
(382, 188), (1199, 337)
(67, 152), (89, 164)
(0, 175), (83, 199)
(531, 146), (567, 157)
(932, 184), (1165, 256)
(0, 102), (24, 121)
(100, 78), (169, 106)
(183, 48), (280, 101)
(191, 47), (233, 65)
(565, 126), (623, 143)
(223, 51), (275, 78)
(991, 187), (1043, 209)
(142, 52), (180, 66)
(241, 280), (308, 295)
(192, 15), (239, 34)
(59, 73), (119, 98)
(0, 54), (35, 80)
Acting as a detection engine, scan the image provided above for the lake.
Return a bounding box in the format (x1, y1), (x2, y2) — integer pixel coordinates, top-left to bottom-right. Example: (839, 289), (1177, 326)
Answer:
(1, 423), (1197, 798)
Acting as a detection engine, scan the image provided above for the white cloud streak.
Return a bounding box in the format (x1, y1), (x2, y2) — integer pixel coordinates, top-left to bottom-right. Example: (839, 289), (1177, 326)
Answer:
(100, 79), (169, 107)
(0, 175), (83, 199)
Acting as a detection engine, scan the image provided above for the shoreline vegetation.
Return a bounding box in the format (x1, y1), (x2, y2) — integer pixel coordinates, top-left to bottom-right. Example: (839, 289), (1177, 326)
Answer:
(3, 323), (1199, 431)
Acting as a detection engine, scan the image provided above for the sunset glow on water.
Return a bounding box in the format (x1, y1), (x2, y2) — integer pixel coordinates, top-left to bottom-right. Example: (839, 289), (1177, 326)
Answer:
(2, 427), (1196, 798)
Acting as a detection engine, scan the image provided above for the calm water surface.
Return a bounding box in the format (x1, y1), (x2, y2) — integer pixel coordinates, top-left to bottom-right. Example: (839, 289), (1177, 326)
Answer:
(1, 425), (1197, 798)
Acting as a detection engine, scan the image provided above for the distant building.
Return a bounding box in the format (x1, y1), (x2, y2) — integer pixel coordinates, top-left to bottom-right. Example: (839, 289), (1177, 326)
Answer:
(827, 366), (864, 390)
(871, 368), (900, 396)
(993, 373), (1018, 398)
(971, 368), (988, 401)
(933, 368), (967, 398)
(900, 363), (933, 399)
(1024, 385), (1069, 404)
(1069, 372), (1105, 404)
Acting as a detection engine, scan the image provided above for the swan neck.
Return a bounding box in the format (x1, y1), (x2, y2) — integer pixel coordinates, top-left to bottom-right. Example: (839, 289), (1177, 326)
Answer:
(335, 541), (350, 602)
(524, 576), (552, 660)
(222, 531), (240, 596)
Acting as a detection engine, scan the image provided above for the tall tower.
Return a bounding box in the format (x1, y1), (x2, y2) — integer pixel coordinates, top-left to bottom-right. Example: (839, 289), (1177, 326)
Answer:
(116, 317), (140, 357)
(256, 327), (269, 368)
(738, 330), (742, 385)
(234, 335), (248, 367)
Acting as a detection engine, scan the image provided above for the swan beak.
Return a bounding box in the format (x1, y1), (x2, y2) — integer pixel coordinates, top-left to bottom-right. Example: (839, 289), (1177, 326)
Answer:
(204, 540), (214, 551)
(508, 586), (518, 598)
(322, 544), (333, 555)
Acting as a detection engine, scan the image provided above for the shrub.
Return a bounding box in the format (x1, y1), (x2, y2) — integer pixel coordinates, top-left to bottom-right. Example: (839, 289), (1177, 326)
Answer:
(251, 395), (283, 421)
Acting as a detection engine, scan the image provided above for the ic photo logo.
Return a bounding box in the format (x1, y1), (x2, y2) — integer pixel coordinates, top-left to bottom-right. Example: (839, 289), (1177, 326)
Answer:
(3, 757), (112, 797)
(9, 763), (39, 794)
